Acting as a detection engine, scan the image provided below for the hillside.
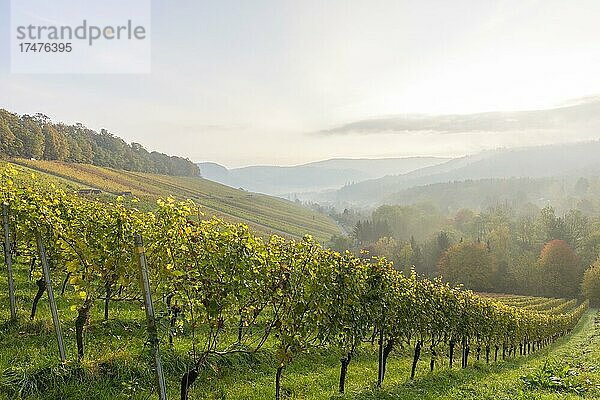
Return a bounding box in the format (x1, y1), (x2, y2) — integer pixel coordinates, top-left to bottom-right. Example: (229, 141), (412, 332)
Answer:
(0, 109), (199, 176)
(198, 157), (450, 197)
(5, 159), (341, 242)
(383, 176), (600, 215)
(332, 141), (600, 206)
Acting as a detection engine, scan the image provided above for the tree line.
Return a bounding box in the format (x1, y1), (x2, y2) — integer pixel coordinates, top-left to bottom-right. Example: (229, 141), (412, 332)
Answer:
(0, 109), (200, 177)
(338, 203), (600, 300)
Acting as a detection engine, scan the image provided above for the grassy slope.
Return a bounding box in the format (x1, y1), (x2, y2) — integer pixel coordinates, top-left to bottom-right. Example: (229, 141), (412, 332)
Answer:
(1, 261), (598, 400)
(5, 159), (340, 242)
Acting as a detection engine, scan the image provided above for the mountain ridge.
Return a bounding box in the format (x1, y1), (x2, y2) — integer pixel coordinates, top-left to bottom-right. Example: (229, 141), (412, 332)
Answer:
(198, 156), (451, 196)
(331, 140), (600, 206)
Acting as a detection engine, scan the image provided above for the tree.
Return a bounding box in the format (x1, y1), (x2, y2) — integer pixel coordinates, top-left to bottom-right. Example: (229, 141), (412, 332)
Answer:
(579, 230), (600, 270)
(396, 242), (414, 274)
(506, 251), (538, 294)
(562, 209), (589, 250)
(436, 231), (451, 252)
(352, 220), (372, 245)
(438, 242), (496, 291)
(0, 120), (21, 156)
(19, 117), (44, 159)
(328, 234), (354, 253)
(582, 258), (600, 305)
(536, 240), (580, 298)
(535, 206), (567, 245)
(43, 125), (69, 160)
(454, 209), (476, 235)
(373, 220), (392, 240)
(409, 236), (424, 274)
(370, 236), (398, 261)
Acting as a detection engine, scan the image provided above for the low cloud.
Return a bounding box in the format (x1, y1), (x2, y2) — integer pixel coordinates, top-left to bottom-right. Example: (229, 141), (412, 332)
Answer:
(322, 97), (600, 135)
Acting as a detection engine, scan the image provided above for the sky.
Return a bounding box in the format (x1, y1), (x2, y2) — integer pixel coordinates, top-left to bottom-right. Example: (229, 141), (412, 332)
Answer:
(2, 0), (600, 167)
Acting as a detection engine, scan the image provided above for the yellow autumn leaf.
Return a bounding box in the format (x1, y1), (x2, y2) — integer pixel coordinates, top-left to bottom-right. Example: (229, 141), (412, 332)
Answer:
(66, 260), (78, 273)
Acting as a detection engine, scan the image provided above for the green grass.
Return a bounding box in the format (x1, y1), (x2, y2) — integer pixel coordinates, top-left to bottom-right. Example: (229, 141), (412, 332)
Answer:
(5, 159), (340, 242)
(1, 261), (600, 400)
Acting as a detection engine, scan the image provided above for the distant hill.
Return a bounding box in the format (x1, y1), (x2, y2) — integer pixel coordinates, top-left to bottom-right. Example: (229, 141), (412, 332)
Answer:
(199, 162), (229, 182)
(384, 176), (600, 215)
(198, 157), (450, 196)
(331, 141), (600, 206)
(6, 159), (341, 242)
(0, 109), (200, 176)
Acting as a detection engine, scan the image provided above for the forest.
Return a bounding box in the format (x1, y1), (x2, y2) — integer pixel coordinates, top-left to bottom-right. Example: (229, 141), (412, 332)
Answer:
(0, 109), (200, 177)
(330, 202), (600, 302)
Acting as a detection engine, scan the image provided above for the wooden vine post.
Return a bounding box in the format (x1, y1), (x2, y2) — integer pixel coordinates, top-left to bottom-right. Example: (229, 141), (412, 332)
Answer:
(377, 328), (385, 387)
(135, 234), (168, 400)
(35, 229), (66, 363)
(2, 203), (17, 320)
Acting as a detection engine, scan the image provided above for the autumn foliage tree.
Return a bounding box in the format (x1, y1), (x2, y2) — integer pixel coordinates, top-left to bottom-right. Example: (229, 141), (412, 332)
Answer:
(536, 240), (580, 298)
(582, 258), (600, 305)
(438, 242), (496, 291)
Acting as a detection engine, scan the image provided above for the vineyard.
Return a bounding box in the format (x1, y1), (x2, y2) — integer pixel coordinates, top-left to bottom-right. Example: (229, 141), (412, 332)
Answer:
(0, 164), (591, 400)
(480, 294), (581, 315)
(6, 159), (341, 242)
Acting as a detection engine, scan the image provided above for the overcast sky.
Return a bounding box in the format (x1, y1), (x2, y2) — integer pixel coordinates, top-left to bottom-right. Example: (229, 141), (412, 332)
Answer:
(2, 0), (600, 167)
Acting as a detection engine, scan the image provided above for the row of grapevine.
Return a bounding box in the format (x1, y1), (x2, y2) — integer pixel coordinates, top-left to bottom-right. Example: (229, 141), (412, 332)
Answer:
(0, 165), (589, 400)
(545, 299), (579, 314)
(525, 298), (569, 312)
(495, 296), (578, 315)
(500, 296), (553, 308)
